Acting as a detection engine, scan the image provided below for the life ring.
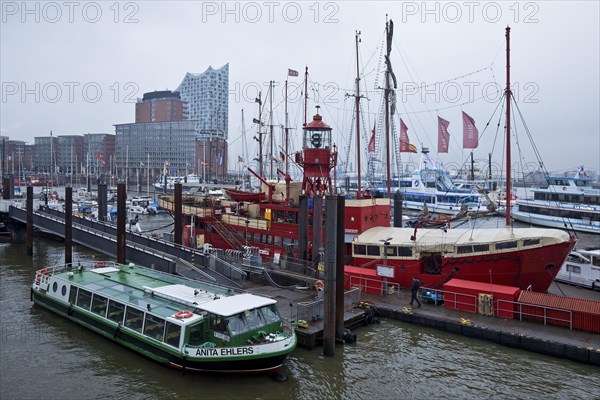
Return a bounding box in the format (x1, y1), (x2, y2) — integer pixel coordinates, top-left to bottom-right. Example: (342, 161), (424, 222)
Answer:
(315, 280), (325, 291)
(35, 269), (49, 284)
(93, 261), (106, 269)
(175, 310), (194, 319)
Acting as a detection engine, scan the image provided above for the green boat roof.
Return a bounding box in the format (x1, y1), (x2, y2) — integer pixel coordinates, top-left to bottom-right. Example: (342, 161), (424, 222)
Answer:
(53, 263), (274, 319)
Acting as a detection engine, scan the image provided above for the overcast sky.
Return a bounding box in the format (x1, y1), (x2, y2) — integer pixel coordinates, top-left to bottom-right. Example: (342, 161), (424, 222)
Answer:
(1, 1), (598, 175)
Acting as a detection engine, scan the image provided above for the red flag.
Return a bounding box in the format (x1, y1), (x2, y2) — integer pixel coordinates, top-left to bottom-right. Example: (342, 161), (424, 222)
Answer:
(288, 68), (299, 77)
(96, 150), (106, 166)
(367, 124), (376, 153)
(438, 116), (450, 153)
(399, 118), (416, 152)
(462, 111), (479, 149)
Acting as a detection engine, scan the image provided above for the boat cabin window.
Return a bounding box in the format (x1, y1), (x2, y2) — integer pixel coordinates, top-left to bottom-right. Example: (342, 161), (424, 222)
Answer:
(76, 289), (92, 310)
(52, 282), (58, 292)
(549, 179), (568, 186)
(523, 239), (540, 247)
(187, 322), (205, 346)
(143, 314), (166, 342)
(385, 246), (397, 257)
(354, 244), (367, 255)
(459, 243), (490, 254)
(473, 244), (490, 252)
(124, 307), (144, 333)
(244, 309), (264, 331)
(226, 314), (246, 335)
(165, 321), (182, 348)
(107, 300), (125, 323)
(367, 245), (380, 256)
(460, 244), (490, 254)
(210, 316), (228, 336)
(69, 286), (78, 304)
(259, 304), (280, 324)
(566, 265), (581, 274)
(225, 306), (279, 335)
(495, 241), (518, 250)
(91, 295), (108, 317)
(457, 245), (473, 254)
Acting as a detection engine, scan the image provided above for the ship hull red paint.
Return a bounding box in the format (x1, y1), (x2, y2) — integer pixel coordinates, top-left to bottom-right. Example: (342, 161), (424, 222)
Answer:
(351, 238), (576, 293)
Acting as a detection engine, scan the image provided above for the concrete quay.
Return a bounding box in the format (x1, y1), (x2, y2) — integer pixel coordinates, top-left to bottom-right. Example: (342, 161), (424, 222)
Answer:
(248, 281), (599, 366)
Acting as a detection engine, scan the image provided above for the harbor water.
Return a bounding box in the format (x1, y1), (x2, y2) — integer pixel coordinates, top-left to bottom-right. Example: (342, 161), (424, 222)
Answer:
(1, 226), (599, 399)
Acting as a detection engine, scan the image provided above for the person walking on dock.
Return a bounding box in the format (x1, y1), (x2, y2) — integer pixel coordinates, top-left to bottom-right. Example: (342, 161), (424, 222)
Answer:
(410, 277), (421, 307)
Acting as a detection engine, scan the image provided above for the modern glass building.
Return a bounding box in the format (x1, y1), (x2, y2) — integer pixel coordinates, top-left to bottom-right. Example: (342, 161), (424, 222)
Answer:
(176, 64), (229, 141)
(114, 121), (197, 180)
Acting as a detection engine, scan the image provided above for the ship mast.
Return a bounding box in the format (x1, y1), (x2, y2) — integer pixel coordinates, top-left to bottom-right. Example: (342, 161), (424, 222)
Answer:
(354, 30), (362, 199)
(285, 79), (290, 203)
(384, 18), (393, 199)
(505, 26), (512, 226)
(255, 92), (263, 179)
(241, 108), (247, 190)
(269, 80), (274, 181)
(304, 67), (308, 126)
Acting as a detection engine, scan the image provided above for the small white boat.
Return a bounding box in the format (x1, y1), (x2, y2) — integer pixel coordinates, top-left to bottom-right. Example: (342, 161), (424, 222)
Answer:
(127, 196), (157, 215)
(555, 248), (600, 290)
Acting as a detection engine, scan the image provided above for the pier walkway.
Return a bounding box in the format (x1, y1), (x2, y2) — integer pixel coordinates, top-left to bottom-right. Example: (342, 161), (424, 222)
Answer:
(7, 204), (241, 287)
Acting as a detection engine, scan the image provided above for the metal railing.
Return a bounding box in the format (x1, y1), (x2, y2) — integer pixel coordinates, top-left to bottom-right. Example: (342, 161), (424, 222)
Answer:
(497, 299), (573, 330)
(425, 287), (574, 330)
(296, 287), (362, 323)
(347, 275), (402, 297)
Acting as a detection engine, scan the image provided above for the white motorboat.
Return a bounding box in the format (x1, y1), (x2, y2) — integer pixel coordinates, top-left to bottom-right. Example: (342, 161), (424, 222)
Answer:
(555, 248), (600, 290)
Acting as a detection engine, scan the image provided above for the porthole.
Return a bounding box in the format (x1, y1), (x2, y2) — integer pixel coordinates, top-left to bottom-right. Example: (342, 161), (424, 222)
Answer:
(52, 282), (58, 292)
(61, 285), (67, 296)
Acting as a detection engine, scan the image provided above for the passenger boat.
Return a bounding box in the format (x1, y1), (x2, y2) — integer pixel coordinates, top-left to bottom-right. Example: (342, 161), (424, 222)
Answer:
(374, 148), (489, 216)
(31, 262), (297, 373)
(511, 168), (600, 234)
(555, 248), (600, 290)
